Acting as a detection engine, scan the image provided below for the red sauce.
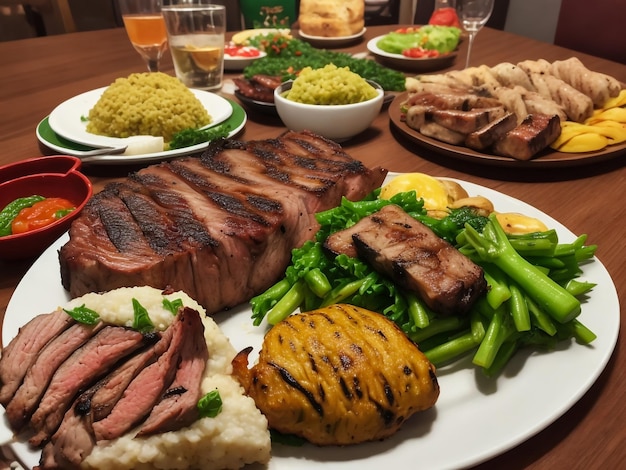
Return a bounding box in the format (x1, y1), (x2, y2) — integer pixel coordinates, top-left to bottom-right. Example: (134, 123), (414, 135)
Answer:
(11, 197), (75, 234)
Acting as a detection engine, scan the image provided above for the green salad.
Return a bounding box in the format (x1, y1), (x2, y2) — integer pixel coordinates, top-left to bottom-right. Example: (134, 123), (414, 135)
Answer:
(376, 25), (462, 55)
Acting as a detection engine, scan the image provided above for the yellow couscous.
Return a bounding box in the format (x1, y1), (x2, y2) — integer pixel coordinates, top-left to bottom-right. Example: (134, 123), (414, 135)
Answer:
(285, 64), (378, 105)
(86, 72), (212, 142)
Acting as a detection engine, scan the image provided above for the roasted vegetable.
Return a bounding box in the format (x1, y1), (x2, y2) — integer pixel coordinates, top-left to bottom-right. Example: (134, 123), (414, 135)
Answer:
(233, 304), (439, 445)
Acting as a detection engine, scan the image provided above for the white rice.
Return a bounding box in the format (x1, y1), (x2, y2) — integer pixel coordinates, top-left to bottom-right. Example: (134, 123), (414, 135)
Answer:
(63, 286), (271, 470)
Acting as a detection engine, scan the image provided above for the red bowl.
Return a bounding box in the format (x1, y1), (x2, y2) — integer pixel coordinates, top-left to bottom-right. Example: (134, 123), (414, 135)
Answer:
(0, 156), (92, 260)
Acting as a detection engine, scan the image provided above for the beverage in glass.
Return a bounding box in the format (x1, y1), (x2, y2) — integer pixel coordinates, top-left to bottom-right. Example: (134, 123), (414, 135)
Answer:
(162, 3), (226, 91)
(118, 0), (168, 72)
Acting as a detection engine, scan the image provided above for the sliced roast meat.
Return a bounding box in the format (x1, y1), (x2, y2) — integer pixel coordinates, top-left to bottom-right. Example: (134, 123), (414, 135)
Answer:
(37, 332), (162, 470)
(138, 307), (208, 436)
(59, 131), (387, 315)
(28, 326), (149, 447)
(38, 406), (94, 470)
(348, 204), (487, 316)
(87, 331), (163, 422)
(492, 113), (561, 160)
(92, 310), (186, 441)
(0, 309), (75, 406)
(5, 321), (105, 430)
(465, 112), (518, 150)
(430, 108), (491, 134)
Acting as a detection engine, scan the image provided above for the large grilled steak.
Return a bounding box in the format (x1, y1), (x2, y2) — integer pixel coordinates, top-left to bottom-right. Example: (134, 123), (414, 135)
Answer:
(59, 131), (387, 314)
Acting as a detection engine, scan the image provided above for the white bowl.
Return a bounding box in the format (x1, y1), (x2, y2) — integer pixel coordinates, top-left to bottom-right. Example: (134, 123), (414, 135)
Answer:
(274, 80), (384, 142)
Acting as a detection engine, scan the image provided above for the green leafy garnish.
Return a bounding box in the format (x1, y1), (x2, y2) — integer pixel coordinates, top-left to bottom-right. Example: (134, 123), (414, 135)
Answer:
(168, 123), (231, 150)
(162, 297), (184, 315)
(54, 208), (75, 219)
(197, 389), (223, 418)
(132, 298), (154, 333)
(243, 35), (406, 92)
(63, 304), (100, 325)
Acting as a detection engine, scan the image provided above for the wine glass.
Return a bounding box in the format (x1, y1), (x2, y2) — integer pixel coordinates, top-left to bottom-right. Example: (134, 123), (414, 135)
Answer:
(456, 0), (494, 69)
(118, 0), (168, 72)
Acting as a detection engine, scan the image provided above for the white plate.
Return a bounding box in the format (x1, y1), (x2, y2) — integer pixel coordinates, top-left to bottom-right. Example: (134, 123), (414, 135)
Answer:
(298, 28), (366, 48)
(1, 176), (619, 469)
(367, 35), (458, 72)
(47, 87), (233, 149)
(224, 49), (267, 71)
(36, 100), (247, 165)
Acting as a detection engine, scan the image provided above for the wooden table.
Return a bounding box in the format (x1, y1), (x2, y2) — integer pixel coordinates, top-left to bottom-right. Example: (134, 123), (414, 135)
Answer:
(0, 25), (624, 470)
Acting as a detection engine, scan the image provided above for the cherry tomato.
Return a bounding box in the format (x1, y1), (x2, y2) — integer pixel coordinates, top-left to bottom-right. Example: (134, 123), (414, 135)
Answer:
(11, 197), (75, 234)
(402, 47), (441, 58)
(428, 7), (461, 28)
(224, 44), (262, 58)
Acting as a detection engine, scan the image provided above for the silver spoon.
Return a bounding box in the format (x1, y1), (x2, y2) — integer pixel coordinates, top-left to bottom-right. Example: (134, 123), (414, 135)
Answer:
(66, 145), (128, 157)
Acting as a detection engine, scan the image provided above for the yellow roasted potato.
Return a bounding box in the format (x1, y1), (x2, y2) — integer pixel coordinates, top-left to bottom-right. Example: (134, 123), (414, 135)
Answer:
(232, 304), (439, 446)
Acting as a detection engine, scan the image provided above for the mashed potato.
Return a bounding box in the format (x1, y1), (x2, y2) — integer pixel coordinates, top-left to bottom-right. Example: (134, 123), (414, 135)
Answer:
(86, 72), (212, 143)
(62, 286), (271, 470)
(285, 64), (378, 105)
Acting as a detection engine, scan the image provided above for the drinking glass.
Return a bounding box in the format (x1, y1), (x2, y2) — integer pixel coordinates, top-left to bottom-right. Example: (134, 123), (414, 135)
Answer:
(162, 2), (226, 91)
(456, 0), (494, 69)
(118, 0), (168, 72)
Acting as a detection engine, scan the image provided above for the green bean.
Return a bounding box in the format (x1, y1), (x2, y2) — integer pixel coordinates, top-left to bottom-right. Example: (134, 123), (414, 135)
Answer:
(0, 195), (45, 236)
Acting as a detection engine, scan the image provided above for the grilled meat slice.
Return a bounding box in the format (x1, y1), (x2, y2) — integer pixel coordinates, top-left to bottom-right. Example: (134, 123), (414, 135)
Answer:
(0, 309), (75, 406)
(137, 307), (208, 436)
(29, 326), (149, 447)
(419, 121), (466, 145)
(5, 321), (105, 430)
(232, 304), (439, 446)
(59, 131), (387, 315)
(492, 113), (561, 160)
(91, 308), (186, 441)
(344, 204), (486, 316)
(406, 90), (502, 111)
(430, 108), (491, 134)
(233, 74), (281, 103)
(465, 112), (518, 150)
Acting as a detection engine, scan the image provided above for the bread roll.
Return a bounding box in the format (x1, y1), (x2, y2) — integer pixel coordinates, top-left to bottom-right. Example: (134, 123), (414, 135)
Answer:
(299, 0), (364, 37)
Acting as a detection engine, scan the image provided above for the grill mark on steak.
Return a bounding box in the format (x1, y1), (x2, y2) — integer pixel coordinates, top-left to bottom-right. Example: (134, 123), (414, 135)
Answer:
(332, 204), (487, 316)
(59, 131), (387, 315)
(5, 321), (105, 431)
(92, 311), (186, 441)
(138, 308), (208, 436)
(0, 309), (75, 406)
(28, 326), (149, 447)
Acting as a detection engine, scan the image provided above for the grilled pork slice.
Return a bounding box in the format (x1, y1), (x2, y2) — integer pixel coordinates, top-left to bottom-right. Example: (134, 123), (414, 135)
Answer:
(406, 90), (502, 111)
(330, 204), (486, 316)
(465, 112), (518, 150)
(59, 131), (387, 316)
(232, 304), (439, 446)
(0, 309), (75, 406)
(492, 113), (561, 160)
(430, 108), (491, 134)
(419, 121), (466, 145)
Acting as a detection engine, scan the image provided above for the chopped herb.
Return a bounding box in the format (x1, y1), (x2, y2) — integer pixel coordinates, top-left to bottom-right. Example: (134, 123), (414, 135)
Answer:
(162, 297), (184, 315)
(197, 389), (223, 418)
(63, 304), (100, 325)
(168, 123), (231, 150)
(55, 208), (75, 219)
(132, 298), (154, 333)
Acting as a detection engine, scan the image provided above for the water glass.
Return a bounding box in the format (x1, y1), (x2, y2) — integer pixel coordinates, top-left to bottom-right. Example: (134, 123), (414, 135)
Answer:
(162, 2), (226, 91)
